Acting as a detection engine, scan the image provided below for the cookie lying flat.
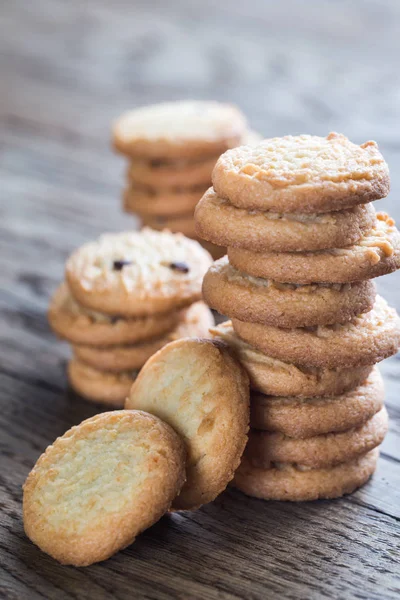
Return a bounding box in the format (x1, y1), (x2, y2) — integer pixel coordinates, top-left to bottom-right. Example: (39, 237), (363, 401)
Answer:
(126, 338), (250, 510)
(246, 407), (387, 469)
(232, 448), (379, 501)
(203, 257), (376, 327)
(228, 212), (400, 284)
(127, 156), (217, 188)
(195, 188), (376, 252)
(73, 302), (214, 372)
(232, 295), (400, 369)
(68, 359), (137, 407)
(140, 214), (197, 239)
(48, 282), (182, 347)
(113, 101), (247, 159)
(210, 322), (372, 397)
(66, 228), (212, 316)
(23, 411), (186, 566)
(212, 132), (389, 213)
(123, 186), (204, 217)
(250, 367), (384, 438)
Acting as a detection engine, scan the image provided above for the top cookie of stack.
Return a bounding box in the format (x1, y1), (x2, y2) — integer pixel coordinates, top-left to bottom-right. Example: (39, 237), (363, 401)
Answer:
(112, 100), (258, 259)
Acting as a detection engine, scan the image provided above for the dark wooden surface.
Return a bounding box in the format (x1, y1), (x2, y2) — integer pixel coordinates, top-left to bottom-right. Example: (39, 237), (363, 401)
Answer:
(1, 1), (400, 598)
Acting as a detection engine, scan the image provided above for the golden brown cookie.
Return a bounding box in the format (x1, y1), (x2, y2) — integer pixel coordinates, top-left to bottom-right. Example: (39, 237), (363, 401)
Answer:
(212, 133), (389, 213)
(250, 367), (384, 438)
(112, 101), (247, 159)
(126, 156), (217, 189)
(48, 282), (182, 346)
(210, 322), (372, 397)
(232, 448), (379, 501)
(228, 212), (400, 283)
(68, 358), (137, 407)
(23, 410), (186, 566)
(126, 338), (250, 510)
(195, 188), (376, 252)
(73, 302), (214, 372)
(246, 407), (387, 469)
(203, 257), (376, 327)
(232, 295), (400, 368)
(140, 213), (197, 239)
(66, 228), (212, 316)
(123, 185), (205, 217)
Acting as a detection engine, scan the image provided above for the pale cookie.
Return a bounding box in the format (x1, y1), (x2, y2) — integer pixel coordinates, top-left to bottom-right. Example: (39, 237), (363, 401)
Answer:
(66, 228), (212, 316)
(212, 132), (389, 213)
(251, 367), (384, 438)
(23, 410), (186, 566)
(203, 257), (376, 327)
(210, 322), (372, 397)
(68, 359), (137, 407)
(195, 188), (376, 252)
(124, 185), (205, 217)
(73, 302), (214, 372)
(126, 338), (250, 510)
(232, 295), (400, 369)
(232, 448), (379, 501)
(113, 101), (247, 159)
(127, 156), (217, 188)
(246, 407), (387, 469)
(140, 214), (197, 239)
(48, 282), (182, 347)
(228, 212), (400, 283)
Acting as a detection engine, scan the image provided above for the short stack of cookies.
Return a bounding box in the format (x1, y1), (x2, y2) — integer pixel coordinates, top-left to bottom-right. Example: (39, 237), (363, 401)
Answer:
(196, 132), (400, 501)
(112, 100), (259, 259)
(48, 228), (213, 407)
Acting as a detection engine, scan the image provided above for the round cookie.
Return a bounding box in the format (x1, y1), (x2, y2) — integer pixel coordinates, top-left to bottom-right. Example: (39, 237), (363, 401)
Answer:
(66, 228), (212, 316)
(68, 359), (138, 407)
(212, 132), (389, 213)
(123, 185), (205, 218)
(126, 338), (250, 510)
(228, 212), (400, 283)
(195, 188), (376, 252)
(232, 295), (400, 369)
(48, 282), (182, 347)
(73, 302), (214, 372)
(245, 407), (388, 469)
(250, 367), (384, 438)
(210, 322), (372, 397)
(127, 156), (217, 188)
(112, 101), (247, 159)
(232, 448), (379, 502)
(140, 213), (197, 239)
(23, 410), (186, 566)
(203, 257), (376, 327)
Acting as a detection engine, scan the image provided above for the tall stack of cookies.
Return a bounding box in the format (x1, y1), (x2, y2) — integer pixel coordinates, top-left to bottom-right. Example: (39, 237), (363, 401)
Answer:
(196, 132), (400, 501)
(48, 228), (213, 407)
(112, 100), (259, 259)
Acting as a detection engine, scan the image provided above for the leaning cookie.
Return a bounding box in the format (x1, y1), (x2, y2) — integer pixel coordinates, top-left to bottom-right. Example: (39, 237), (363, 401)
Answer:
(228, 212), (400, 284)
(250, 367), (384, 438)
(66, 228), (212, 316)
(68, 359), (137, 407)
(123, 185), (206, 217)
(210, 322), (372, 397)
(212, 133), (389, 213)
(73, 302), (214, 372)
(203, 257), (376, 327)
(126, 338), (250, 511)
(246, 407), (387, 469)
(48, 282), (182, 346)
(23, 410), (186, 566)
(232, 295), (400, 369)
(232, 449), (379, 501)
(195, 188), (376, 252)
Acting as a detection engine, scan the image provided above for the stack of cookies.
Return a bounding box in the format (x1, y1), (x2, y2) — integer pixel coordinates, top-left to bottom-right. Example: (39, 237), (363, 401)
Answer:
(112, 100), (259, 259)
(48, 228), (213, 407)
(196, 132), (400, 501)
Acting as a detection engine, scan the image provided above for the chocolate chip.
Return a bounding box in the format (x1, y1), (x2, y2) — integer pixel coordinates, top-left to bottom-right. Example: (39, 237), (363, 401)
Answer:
(113, 260), (132, 271)
(169, 262), (190, 273)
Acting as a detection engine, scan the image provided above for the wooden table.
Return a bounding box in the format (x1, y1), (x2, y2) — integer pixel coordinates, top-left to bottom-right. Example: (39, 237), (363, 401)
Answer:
(1, 1), (399, 598)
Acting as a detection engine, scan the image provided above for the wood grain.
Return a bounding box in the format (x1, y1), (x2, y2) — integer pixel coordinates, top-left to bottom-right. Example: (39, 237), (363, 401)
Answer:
(1, 0), (399, 598)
